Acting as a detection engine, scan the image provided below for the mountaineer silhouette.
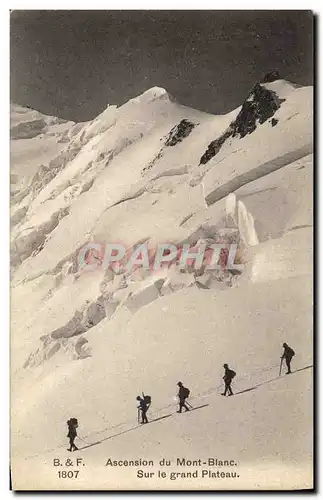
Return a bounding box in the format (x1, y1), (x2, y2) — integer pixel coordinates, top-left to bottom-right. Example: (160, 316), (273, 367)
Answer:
(221, 364), (236, 396)
(177, 381), (190, 413)
(281, 342), (295, 374)
(67, 417), (79, 452)
(137, 393), (151, 424)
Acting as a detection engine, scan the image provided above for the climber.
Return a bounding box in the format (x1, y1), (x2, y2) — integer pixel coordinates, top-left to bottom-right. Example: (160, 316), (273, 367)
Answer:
(221, 364), (236, 396)
(137, 394), (150, 424)
(281, 342), (295, 374)
(177, 382), (190, 413)
(67, 417), (79, 452)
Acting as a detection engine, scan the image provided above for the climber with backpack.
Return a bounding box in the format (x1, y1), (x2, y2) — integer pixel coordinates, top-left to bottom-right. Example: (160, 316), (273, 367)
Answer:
(221, 364), (236, 396)
(67, 417), (79, 452)
(281, 342), (295, 375)
(177, 381), (191, 413)
(137, 393), (151, 424)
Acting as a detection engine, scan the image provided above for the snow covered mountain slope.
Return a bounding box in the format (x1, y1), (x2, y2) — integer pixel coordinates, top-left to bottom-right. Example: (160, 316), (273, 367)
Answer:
(13, 363), (313, 490)
(10, 104), (75, 191)
(11, 75), (313, 490)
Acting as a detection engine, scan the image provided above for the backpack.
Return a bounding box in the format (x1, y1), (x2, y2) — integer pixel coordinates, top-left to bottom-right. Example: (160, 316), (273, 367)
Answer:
(229, 370), (236, 379)
(183, 387), (190, 398)
(143, 395), (151, 406)
(284, 346), (295, 358)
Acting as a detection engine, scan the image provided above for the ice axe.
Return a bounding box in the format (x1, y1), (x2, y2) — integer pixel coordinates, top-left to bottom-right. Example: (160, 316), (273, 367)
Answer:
(279, 357), (283, 376)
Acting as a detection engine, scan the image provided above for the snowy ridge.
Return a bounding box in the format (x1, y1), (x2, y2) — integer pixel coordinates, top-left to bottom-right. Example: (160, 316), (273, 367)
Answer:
(11, 73), (313, 489)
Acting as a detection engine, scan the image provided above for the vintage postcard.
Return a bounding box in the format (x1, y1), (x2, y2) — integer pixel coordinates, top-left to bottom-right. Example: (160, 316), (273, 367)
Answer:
(10, 10), (313, 491)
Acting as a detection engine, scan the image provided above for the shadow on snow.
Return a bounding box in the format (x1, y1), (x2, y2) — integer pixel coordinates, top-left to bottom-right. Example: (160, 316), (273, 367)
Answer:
(234, 364), (313, 396)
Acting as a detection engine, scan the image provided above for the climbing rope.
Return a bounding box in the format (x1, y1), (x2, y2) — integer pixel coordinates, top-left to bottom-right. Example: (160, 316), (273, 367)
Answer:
(22, 360), (312, 460)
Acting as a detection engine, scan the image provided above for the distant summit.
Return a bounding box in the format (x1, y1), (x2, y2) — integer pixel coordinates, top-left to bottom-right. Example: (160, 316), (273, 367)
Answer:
(126, 86), (175, 106)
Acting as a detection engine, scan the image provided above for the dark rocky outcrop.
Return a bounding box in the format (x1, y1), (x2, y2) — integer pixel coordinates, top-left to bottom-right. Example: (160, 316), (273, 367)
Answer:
(231, 83), (284, 138)
(141, 119), (197, 175)
(200, 79), (285, 165)
(142, 150), (164, 175)
(199, 129), (232, 165)
(165, 119), (196, 146)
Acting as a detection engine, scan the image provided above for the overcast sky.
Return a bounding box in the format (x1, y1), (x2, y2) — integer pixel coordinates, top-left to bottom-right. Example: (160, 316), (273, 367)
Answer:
(10, 10), (313, 121)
